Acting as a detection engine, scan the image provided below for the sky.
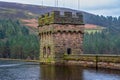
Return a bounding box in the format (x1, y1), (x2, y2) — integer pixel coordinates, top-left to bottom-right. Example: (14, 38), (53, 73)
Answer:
(0, 0), (120, 17)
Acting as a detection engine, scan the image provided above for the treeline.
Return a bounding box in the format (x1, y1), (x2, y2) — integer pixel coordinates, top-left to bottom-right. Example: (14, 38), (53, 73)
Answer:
(84, 14), (120, 31)
(0, 19), (39, 59)
(84, 15), (120, 54)
(0, 14), (120, 59)
(84, 32), (120, 54)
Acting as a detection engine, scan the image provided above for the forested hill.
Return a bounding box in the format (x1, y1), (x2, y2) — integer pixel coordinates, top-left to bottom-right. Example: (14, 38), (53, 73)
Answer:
(0, 1), (120, 59)
(0, 1), (120, 29)
(0, 19), (39, 59)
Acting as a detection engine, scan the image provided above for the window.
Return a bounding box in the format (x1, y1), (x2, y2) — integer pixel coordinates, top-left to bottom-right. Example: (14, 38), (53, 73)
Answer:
(67, 48), (71, 55)
(48, 47), (51, 55)
(43, 47), (46, 57)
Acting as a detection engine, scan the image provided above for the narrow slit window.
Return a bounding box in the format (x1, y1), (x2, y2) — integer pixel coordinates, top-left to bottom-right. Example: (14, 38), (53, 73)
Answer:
(43, 47), (46, 57)
(48, 47), (51, 55)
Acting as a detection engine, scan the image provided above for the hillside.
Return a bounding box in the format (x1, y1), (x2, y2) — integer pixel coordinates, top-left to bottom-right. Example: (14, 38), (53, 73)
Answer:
(84, 24), (106, 34)
(0, 1), (77, 19)
(1, 1), (119, 29)
(0, 1), (119, 29)
(0, 19), (39, 59)
(20, 18), (106, 34)
(0, 1), (101, 32)
(0, 1), (98, 23)
(0, 1), (120, 59)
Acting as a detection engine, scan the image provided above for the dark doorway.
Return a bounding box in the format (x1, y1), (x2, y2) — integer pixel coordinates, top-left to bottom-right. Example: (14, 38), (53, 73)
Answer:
(67, 48), (71, 55)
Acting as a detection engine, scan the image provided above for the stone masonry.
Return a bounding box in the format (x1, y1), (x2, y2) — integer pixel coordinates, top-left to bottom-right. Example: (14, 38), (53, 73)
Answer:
(38, 11), (84, 64)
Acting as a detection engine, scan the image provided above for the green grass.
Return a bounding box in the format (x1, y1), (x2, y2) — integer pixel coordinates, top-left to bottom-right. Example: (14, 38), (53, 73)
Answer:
(84, 29), (103, 34)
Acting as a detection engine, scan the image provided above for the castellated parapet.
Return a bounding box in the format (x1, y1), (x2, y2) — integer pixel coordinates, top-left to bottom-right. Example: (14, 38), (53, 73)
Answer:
(38, 11), (84, 64)
(38, 11), (84, 26)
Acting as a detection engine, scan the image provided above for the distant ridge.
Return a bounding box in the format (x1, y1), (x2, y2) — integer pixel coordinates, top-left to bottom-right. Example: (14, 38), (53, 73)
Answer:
(0, 1), (94, 20)
(1, 1), (118, 29)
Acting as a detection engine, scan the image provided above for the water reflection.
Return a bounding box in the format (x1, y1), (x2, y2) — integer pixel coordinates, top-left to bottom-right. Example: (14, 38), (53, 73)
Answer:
(40, 65), (84, 80)
(0, 60), (120, 80)
(40, 65), (120, 80)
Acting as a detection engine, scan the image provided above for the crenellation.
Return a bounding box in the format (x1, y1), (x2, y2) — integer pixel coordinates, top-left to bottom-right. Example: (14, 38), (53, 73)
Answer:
(38, 11), (84, 26)
(64, 12), (72, 17)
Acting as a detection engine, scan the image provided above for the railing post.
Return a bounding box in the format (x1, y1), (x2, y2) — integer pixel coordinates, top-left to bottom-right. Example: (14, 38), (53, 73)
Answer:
(96, 55), (98, 70)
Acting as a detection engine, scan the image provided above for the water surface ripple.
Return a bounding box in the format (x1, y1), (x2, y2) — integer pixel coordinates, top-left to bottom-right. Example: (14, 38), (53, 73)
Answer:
(0, 60), (120, 80)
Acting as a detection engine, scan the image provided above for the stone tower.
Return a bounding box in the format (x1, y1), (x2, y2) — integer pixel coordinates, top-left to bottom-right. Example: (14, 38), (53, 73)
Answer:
(38, 11), (84, 64)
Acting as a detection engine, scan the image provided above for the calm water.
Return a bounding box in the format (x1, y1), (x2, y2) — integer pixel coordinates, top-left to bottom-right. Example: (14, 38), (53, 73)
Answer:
(0, 60), (120, 80)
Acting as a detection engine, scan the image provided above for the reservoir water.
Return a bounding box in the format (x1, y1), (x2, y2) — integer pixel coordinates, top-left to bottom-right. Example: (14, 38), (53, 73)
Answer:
(0, 60), (120, 80)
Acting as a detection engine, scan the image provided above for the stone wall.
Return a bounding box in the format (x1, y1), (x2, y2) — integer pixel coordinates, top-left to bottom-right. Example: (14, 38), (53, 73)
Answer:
(64, 54), (120, 70)
(39, 30), (55, 63)
(53, 24), (84, 56)
(38, 24), (84, 63)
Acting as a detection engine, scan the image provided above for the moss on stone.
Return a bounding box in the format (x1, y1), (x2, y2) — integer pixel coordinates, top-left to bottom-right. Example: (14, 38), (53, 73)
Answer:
(64, 55), (120, 63)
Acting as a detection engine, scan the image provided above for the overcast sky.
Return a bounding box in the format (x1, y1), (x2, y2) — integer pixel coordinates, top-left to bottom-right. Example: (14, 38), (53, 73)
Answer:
(0, 0), (120, 17)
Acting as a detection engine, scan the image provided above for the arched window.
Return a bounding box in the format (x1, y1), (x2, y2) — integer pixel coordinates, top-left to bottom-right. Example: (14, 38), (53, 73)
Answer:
(43, 47), (46, 57)
(48, 47), (51, 55)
